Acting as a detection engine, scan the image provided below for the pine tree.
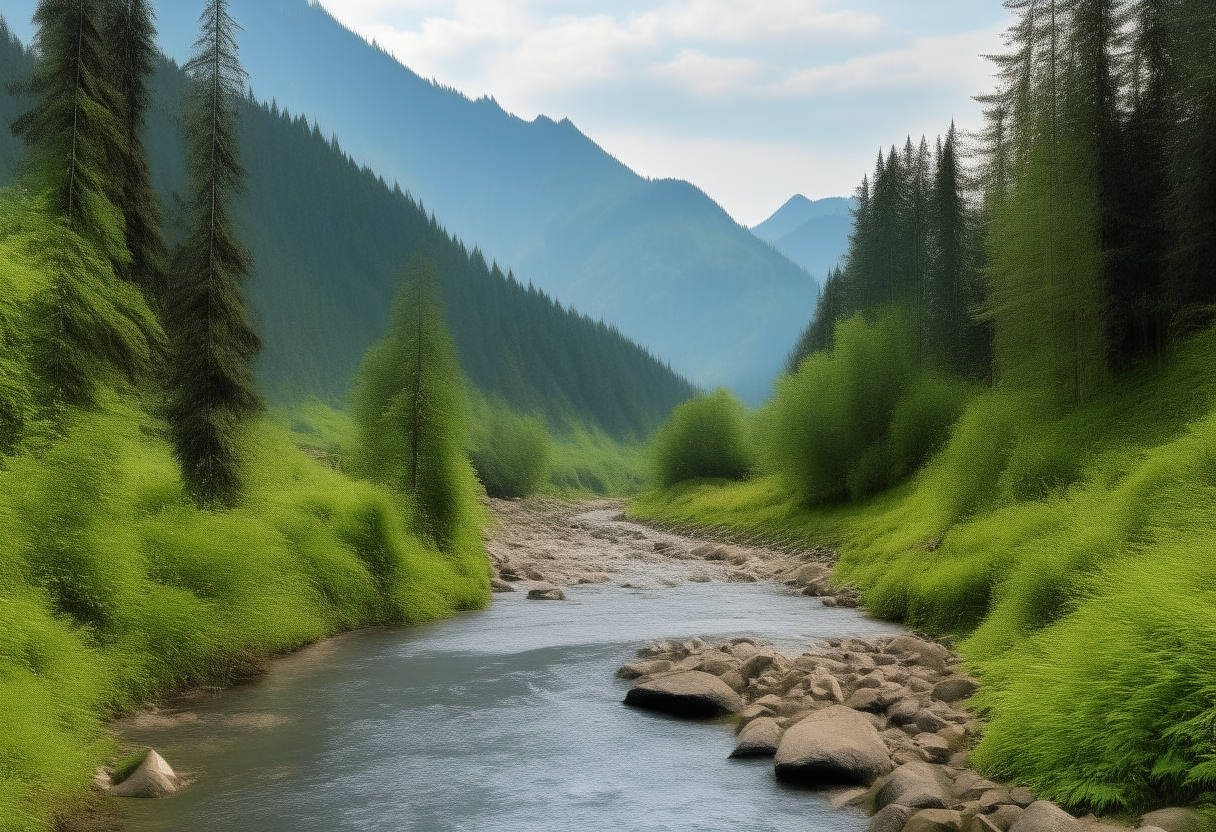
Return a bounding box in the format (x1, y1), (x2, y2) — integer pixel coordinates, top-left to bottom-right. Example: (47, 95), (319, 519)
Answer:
(350, 256), (477, 548)
(10, 0), (161, 407)
(104, 0), (167, 302)
(165, 0), (261, 507)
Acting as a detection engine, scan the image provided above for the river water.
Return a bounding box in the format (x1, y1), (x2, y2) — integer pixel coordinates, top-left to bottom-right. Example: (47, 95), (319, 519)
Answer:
(119, 581), (904, 832)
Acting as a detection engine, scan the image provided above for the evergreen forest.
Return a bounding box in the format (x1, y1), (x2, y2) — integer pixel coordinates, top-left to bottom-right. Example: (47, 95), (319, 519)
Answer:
(639, 0), (1216, 817)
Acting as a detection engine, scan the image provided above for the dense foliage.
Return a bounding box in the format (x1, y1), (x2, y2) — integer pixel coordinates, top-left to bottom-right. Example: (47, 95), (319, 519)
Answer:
(651, 388), (753, 488)
(468, 392), (552, 499)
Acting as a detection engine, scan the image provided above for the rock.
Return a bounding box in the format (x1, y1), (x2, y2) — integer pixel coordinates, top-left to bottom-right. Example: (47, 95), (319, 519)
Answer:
(92, 767), (112, 790)
(906, 810), (966, 832)
(874, 762), (952, 811)
(889, 699), (922, 726)
(741, 653), (778, 679)
(869, 805), (919, 832)
(1139, 810), (1211, 832)
(932, 678), (981, 703)
(109, 750), (181, 798)
(1008, 788), (1036, 808)
(1137, 827), (1171, 832)
(949, 751), (973, 768)
(730, 716), (784, 757)
(1009, 801), (1078, 832)
(719, 670), (747, 693)
(822, 597), (840, 607)
(740, 703), (777, 720)
(810, 672), (846, 704)
(832, 787), (870, 809)
(624, 670), (744, 717)
(952, 771), (1001, 801)
(527, 583), (566, 600)
(788, 563), (832, 586)
(692, 544), (730, 560)
(989, 806), (1025, 831)
(730, 641), (759, 661)
(490, 576), (515, 592)
(698, 656), (741, 676)
(728, 570), (758, 582)
(978, 789), (1013, 811)
(774, 705), (894, 785)
(847, 686), (904, 713)
(915, 733), (952, 763)
(971, 815), (1006, 832)
(915, 710), (951, 733)
(616, 660), (673, 679)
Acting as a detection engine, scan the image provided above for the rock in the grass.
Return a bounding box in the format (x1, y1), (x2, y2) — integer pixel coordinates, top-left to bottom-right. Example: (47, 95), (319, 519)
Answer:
(887, 636), (953, 672)
(874, 762), (951, 811)
(616, 660), (673, 679)
(527, 583), (566, 600)
(774, 705), (894, 785)
(1139, 810), (1212, 832)
(109, 750), (181, 798)
(1008, 801), (1079, 832)
(788, 562), (832, 587)
(624, 670), (744, 717)
(905, 809), (966, 832)
(730, 716), (784, 758)
(932, 677), (980, 703)
(1008, 788), (1036, 808)
(490, 576), (516, 592)
(869, 805), (918, 832)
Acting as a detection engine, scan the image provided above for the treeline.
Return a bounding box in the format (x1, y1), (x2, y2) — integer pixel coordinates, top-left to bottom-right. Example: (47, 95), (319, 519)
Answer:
(795, 0), (1216, 407)
(0, 21), (696, 441)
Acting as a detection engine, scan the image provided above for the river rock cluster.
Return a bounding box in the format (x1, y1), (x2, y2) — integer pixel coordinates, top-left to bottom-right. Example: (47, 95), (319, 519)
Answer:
(618, 636), (1200, 832)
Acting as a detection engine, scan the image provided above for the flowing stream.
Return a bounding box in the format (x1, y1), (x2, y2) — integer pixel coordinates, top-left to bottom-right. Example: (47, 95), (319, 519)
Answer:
(118, 579), (904, 832)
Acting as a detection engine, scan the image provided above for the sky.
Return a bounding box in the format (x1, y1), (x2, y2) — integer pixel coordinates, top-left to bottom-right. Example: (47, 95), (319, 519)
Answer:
(0, 0), (1013, 227)
(310, 0), (1012, 226)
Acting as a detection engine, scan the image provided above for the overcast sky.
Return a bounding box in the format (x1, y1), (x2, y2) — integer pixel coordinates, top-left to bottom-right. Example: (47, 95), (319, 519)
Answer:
(313, 0), (1011, 225)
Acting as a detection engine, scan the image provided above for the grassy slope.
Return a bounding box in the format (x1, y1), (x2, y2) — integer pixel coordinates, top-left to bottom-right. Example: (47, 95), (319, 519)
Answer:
(633, 327), (1216, 815)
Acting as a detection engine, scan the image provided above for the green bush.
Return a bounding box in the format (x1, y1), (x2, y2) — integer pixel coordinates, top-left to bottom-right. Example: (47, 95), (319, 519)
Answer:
(468, 398), (552, 498)
(651, 387), (753, 488)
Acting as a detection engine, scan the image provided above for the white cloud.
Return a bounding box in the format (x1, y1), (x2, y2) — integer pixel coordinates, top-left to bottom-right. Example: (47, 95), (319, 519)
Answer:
(649, 49), (763, 98)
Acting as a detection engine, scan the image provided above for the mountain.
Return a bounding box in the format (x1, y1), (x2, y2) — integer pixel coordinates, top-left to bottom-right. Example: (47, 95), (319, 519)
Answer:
(751, 195), (854, 282)
(3, 0), (816, 402)
(0, 26), (695, 440)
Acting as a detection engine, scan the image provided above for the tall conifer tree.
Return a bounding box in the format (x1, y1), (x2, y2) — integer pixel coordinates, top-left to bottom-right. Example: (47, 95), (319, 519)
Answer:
(105, 0), (167, 302)
(10, 0), (161, 407)
(165, 0), (261, 507)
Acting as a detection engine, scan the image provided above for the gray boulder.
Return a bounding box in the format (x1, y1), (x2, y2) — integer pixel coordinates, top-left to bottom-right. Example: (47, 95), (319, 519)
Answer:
(874, 762), (951, 811)
(624, 670), (744, 717)
(1139, 810), (1212, 832)
(905, 809), (966, 832)
(932, 677), (980, 703)
(527, 583), (566, 600)
(870, 805), (918, 832)
(109, 750), (181, 798)
(774, 704), (894, 785)
(730, 716), (784, 758)
(616, 660), (673, 679)
(1009, 801), (1078, 832)
(490, 576), (515, 592)
(1009, 788), (1036, 808)
(990, 806), (1025, 831)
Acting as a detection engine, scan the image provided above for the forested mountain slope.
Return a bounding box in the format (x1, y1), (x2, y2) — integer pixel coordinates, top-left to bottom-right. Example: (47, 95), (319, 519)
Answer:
(751, 195), (854, 282)
(5, 0), (816, 401)
(0, 24), (695, 439)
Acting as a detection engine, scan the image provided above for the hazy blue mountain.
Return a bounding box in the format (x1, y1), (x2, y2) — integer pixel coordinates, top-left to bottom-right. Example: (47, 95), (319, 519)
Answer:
(752, 195), (855, 282)
(0, 0), (815, 402)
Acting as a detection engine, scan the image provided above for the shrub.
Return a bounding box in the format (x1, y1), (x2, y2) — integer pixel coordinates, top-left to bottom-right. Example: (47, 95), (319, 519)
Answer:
(651, 388), (753, 488)
(469, 404), (552, 498)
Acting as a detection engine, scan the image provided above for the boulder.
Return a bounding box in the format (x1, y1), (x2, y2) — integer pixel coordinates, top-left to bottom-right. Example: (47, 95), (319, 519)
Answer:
(952, 771), (1001, 801)
(971, 816), (1005, 832)
(915, 733), (952, 763)
(741, 652), (779, 679)
(719, 670), (747, 693)
(847, 686), (905, 713)
(490, 577), (515, 592)
(698, 656), (742, 676)
(1139, 810), (1211, 832)
(905, 810), (966, 832)
(788, 562), (833, 587)
(109, 750), (181, 798)
(692, 544), (730, 560)
(915, 710), (951, 733)
(774, 705), (894, 785)
(730, 641), (760, 661)
(932, 678), (980, 703)
(1008, 788), (1036, 808)
(870, 805), (919, 832)
(874, 762), (951, 811)
(832, 787), (870, 808)
(978, 789), (1013, 811)
(616, 660), (673, 679)
(527, 584), (566, 600)
(624, 670), (744, 717)
(990, 806), (1025, 831)
(889, 699), (922, 726)
(730, 716), (784, 758)
(1008, 801), (1078, 832)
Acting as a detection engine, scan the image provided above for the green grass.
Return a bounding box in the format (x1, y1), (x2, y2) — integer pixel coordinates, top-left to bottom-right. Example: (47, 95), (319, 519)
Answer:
(633, 326), (1216, 815)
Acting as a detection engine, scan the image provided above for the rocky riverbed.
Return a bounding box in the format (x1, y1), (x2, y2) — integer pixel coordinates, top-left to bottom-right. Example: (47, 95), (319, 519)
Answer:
(616, 634), (1206, 832)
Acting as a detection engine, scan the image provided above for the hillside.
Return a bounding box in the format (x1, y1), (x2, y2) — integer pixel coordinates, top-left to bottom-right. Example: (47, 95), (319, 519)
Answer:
(0, 26), (696, 440)
(41, 0), (816, 402)
(751, 195), (854, 282)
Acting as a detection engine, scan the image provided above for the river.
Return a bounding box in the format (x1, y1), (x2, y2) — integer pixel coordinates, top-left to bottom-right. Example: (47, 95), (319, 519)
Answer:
(116, 503), (904, 832)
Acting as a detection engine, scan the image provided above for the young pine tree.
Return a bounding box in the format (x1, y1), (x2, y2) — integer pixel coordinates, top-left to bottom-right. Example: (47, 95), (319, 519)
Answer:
(165, 0), (262, 507)
(10, 0), (161, 407)
(104, 0), (167, 302)
(350, 256), (478, 549)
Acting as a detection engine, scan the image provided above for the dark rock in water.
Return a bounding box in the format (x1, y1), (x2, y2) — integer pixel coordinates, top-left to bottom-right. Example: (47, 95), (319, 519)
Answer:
(490, 577), (515, 592)
(527, 583), (566, 600)
(1008, 801), (1079, 832)
(774, 704), (893, 785)
(624, 670), (744, 717)
(730, 716), (784, 758)
(109, 750), (181, 798)
(869, 804), (918, 832)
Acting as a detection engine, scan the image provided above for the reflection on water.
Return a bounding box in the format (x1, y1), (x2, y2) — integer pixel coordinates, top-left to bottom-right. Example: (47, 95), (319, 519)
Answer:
(119, 582), (904, 832)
